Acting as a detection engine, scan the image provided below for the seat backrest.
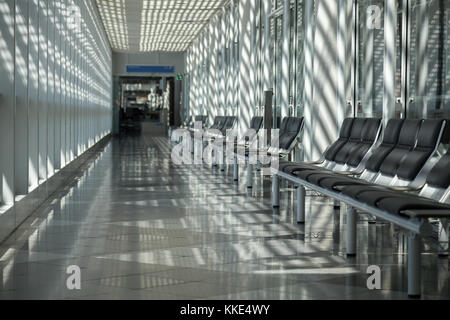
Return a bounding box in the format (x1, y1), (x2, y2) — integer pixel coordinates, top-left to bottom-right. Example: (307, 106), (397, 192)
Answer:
(360, 118), (382, 143)
(210, 116), (226, 130)
(324, 118), (355, 161)
(279, 117), (290, 132)
(250, 117), (264, 131)
(395, 119), (445, 181)
(348, 118), (367, 142)
(184, 116), (193, 127)
(333, 118), (367, 164)
(425, 147), (450, 189)
(223, 117), (236, 131)
(278, 117), (304, 151)
(290, 117), (304, 133)
(345, 118), (382, 167)
(365, 119), (404, 172)
(195, 115), (208, 126)
(378, 119), (422, 177)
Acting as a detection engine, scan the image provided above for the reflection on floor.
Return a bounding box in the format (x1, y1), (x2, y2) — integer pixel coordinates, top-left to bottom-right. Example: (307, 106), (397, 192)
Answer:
(0, 134), (448, 300)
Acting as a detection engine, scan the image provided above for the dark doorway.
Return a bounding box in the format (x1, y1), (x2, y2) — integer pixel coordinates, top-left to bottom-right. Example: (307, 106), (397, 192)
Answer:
(117, 76), (175, 137)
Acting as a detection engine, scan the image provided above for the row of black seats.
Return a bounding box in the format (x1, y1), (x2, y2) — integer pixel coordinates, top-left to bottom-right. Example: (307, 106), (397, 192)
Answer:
(185, 115), (304, 153)
(280, 117), (382, 173)
(205, 116), (237, 137)
(273, 117), (449, 297)
(239, 116), (304, 187)
(182, 115), (208, 129)
(282, 119), (446, 191)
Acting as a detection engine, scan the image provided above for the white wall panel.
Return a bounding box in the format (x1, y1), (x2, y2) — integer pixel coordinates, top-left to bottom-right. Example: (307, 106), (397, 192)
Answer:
(0, 0), (15, 205)
(28, 0), (39, 190)
(47, 0), (55, 176)
(38, 0), (48, 181)
(15, 0), (29, 196)
(0, 0), (112, 232)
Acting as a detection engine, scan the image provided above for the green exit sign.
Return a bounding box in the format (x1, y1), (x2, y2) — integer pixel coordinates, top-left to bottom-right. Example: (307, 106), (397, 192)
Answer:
(177, 74), (183, 80)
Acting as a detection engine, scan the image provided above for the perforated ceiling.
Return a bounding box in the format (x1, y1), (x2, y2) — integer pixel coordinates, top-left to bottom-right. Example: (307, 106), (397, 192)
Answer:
(96, 0), (228, 52)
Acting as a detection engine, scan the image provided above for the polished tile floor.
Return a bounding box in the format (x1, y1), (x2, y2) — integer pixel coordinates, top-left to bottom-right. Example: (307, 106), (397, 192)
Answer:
(0, 133), (448, 300)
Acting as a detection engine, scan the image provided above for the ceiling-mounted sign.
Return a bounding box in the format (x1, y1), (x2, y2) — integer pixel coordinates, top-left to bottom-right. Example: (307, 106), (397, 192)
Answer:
(126, 65), (175, 74)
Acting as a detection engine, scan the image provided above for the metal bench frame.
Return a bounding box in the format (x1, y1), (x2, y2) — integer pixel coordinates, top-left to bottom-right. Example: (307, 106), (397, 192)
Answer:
(270, 120), (449, 297)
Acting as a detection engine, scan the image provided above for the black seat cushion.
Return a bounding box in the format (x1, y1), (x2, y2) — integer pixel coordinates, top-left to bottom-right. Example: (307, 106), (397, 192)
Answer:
(319, 175), (372, 191)
(324, 118), (355, 161)
(340, 185), (450, 215)
(282, 163), (322, 175)
(279, 160), (296, 172)
(294, 170), (331, 182)
(339, 184), (404, 199)
(378, 119), (422, 178)
(306, 172), (341, 185)
(351, 188), (418, 207)
(221, 117), (236, 135)
(376, 196), (450, 216)
(364, 119), (404, 172)
(292, 171), (371, 191)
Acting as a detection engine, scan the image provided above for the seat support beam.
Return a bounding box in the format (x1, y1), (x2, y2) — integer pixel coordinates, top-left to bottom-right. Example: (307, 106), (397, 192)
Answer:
(408, 232), (422, 297)
(346, 206), (357, 256)
(272, 175), (280, 207)
(297, 185), (306, 223)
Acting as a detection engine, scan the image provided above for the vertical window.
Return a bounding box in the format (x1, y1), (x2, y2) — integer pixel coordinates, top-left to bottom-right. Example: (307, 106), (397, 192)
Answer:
(295, 0), (305, 117)
(288, 0), (295, 115)
(356, 0), (385, 117)
(407, 0), (450, 119)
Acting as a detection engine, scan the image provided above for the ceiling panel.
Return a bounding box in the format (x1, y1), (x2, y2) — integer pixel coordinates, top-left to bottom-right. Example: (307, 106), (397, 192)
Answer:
(96, 0), (228, 52)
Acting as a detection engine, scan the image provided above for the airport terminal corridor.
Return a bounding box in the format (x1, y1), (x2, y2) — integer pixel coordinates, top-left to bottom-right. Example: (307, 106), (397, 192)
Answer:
(0, 133), (448, 300)
(2, 0), (450, 304)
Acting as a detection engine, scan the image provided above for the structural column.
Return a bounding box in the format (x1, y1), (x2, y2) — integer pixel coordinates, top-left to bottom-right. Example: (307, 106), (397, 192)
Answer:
(238, 0), (256, 137)
(280, 0), (290, 119)
(309, 0), (340, 161)
(383, 0), (397, 122)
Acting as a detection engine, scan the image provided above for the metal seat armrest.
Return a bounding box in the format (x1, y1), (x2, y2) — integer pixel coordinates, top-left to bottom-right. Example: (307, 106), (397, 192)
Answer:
(388, 184), (425, 192)
(335, 170), (365, 176)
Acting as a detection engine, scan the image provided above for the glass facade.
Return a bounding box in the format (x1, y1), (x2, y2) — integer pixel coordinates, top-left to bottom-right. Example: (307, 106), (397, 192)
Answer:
(183, 0), (450, 159)
(407, 0), (450, 119)
(357, 0), (385, 118)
